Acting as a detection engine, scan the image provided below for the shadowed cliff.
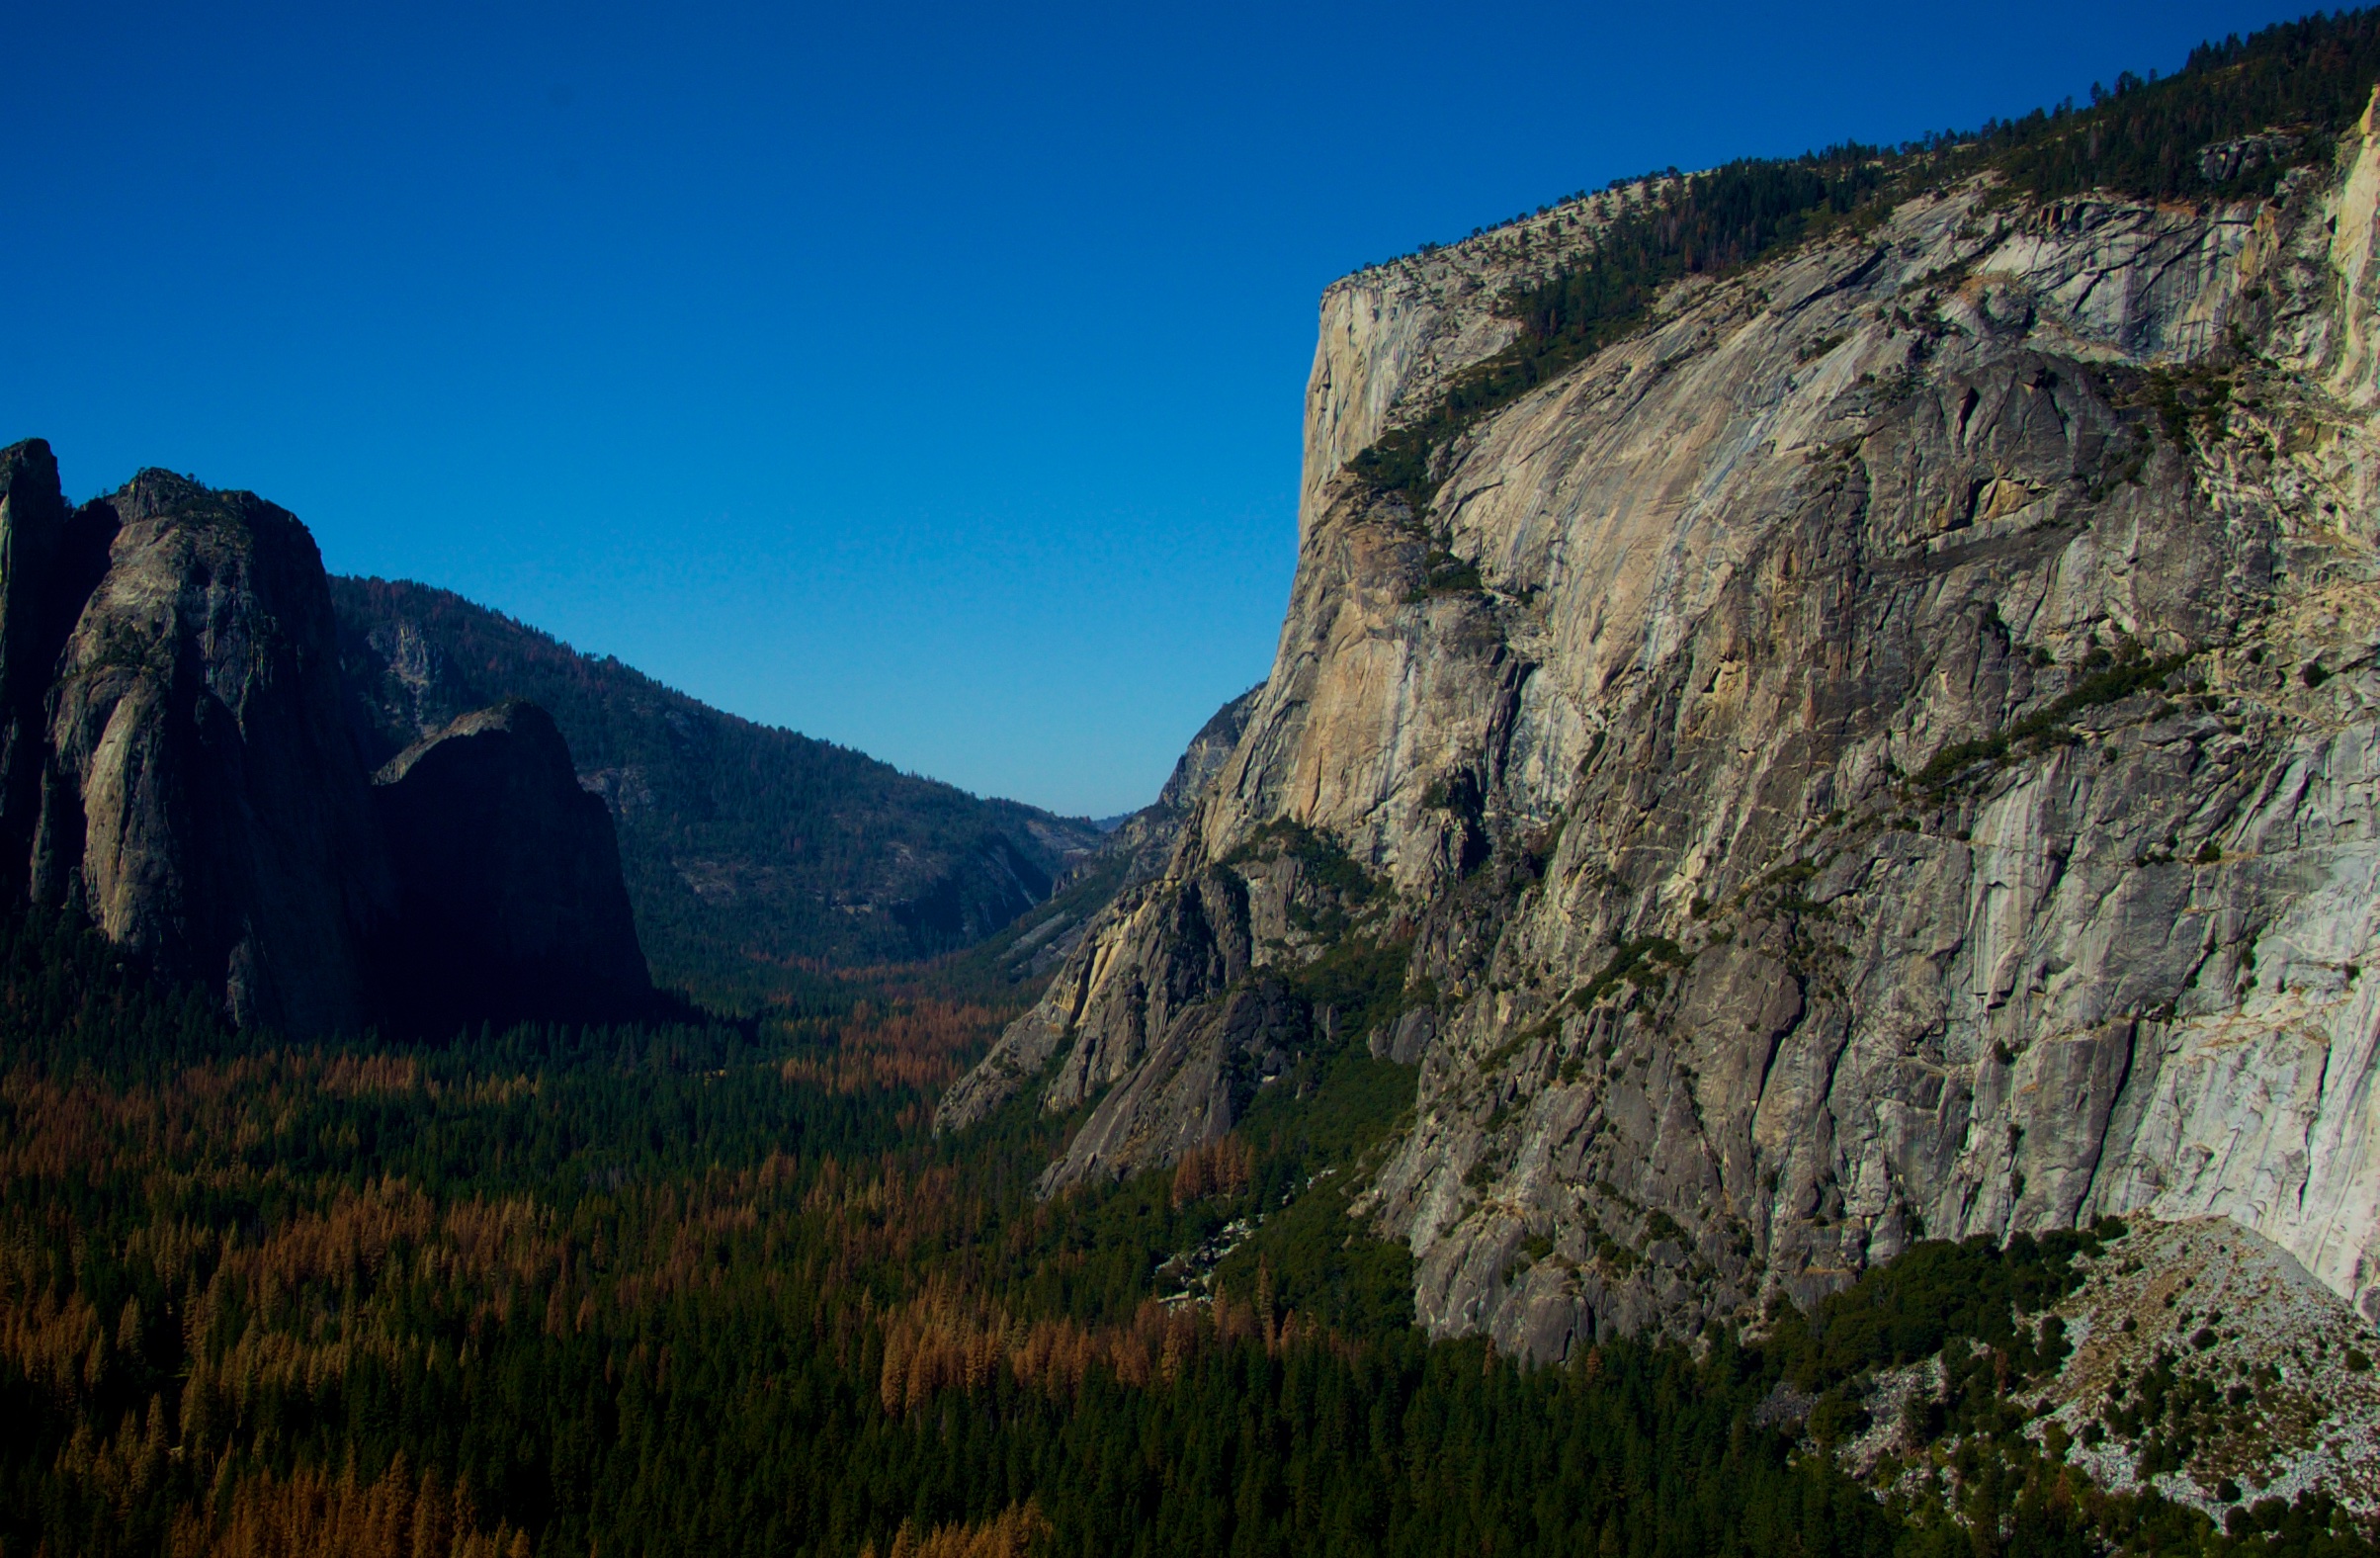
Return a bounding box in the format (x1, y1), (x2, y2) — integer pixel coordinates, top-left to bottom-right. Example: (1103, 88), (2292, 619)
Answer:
(330, 576), (1107, 1008)
(0, 449), (656, 1037)
(371, 700), (655, 1033)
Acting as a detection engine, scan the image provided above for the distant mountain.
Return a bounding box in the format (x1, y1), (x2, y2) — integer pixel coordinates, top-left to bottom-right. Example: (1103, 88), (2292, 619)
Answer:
(914, 681), (1266, 1002)
(330, 577), (1106, 1008)
(1091, 680), (1264, 890)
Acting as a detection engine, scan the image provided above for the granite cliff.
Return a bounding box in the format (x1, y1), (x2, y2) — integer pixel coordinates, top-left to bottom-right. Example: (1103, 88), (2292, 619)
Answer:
(371, 699), (653, 1032)
(0, 452), (651, 1036)
(19, 466), (393, 1035)
(946, 86), (2380, 1352)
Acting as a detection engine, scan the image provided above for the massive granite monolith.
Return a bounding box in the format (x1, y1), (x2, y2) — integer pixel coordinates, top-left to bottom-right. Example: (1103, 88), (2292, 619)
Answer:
(947, 109), (2380, 1346)
(31, 470), (393, 1035)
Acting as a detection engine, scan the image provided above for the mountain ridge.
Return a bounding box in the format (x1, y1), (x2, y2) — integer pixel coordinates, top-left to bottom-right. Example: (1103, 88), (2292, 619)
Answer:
(331, 575), (1111, 1007)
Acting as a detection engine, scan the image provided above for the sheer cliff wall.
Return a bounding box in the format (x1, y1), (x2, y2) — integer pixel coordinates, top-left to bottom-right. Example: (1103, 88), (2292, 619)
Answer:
(945, 115), (2380, 1352)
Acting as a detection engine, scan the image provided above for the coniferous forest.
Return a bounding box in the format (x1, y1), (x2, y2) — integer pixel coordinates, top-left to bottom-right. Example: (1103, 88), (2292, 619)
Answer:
(1, 902), (2373, 1558)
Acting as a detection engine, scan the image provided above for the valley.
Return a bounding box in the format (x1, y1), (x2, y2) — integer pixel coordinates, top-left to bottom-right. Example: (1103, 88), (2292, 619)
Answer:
(9, 10), (2380, 1556)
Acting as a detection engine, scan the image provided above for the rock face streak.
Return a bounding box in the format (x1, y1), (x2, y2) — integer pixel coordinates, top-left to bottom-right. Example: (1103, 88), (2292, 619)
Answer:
(0, 455), (650, 1035)
(948, 119), (2380, 1343)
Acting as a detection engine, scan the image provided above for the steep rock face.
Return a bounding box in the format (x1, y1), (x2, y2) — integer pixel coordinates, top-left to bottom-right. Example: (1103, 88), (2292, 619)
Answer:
(950, 118), (2380, 1346)
(1298, 186), (1665, 541)
(32, 471), (392, 1035)
(371, 700), (652, 1031)
(0, 441), (88, 880)
(926, 682), (1272, 999)
(0, 461), (658, 1038)
(932, 687), (1265, 1128)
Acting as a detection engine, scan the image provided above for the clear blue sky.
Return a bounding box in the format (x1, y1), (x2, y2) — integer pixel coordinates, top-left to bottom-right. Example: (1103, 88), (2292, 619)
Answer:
(0, 0), (2323, 817)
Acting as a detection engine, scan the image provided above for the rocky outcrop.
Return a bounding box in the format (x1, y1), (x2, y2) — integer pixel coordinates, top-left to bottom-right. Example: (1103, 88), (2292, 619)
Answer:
(948, 116), (2380, 1347)
(371, 700), (653, 1032)
(29, 470), (394, 1035)
(0, 460), (655, 1037)
(932, 687), (1266, 1127)
(1297, 186), (1665, 542)
(0, 441), (94, 883)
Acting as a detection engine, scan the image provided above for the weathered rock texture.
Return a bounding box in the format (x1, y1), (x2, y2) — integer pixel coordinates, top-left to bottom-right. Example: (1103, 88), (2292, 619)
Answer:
(948, 115), (2380, 1348)
(27, 469), (394, 1035)
(932, 685), (1265, 1115)
(372, 700), (654, 1032)
(0, 458), (653, 1036)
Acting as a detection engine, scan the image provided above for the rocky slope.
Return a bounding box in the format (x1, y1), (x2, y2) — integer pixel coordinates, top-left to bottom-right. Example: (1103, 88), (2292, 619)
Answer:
(946, 95), (2380, 1353)
(1813, 1216), (2380, 1524)
(2035, 1219), (2380, 1517)
(0, 452), (653, 1037)
(332, 577), (1106, 1005)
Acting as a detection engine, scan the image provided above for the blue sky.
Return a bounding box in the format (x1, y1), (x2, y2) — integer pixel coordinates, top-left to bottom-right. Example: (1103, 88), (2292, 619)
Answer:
(0, 0), (2323, 816)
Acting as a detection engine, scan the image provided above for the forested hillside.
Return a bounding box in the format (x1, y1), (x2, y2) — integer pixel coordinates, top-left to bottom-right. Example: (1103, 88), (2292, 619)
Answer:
(4, 904), (2370, 1558)
(331, 578), (1105, 1008)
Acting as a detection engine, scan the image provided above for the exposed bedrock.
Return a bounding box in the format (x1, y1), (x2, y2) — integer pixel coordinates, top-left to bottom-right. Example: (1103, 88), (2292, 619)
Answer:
(947, 114), (2380, 1347)
(0, 458), (654, 1037)
(28, 468), (393, 1035)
